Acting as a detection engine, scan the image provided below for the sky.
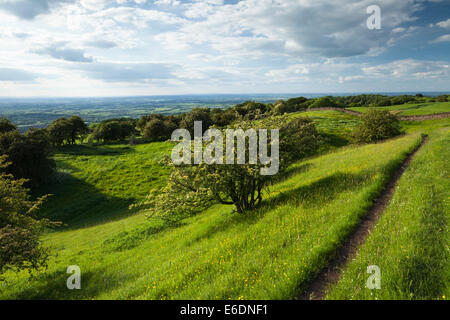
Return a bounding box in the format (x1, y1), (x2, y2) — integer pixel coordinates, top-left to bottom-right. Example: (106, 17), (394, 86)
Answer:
(0, 0), (449, 97)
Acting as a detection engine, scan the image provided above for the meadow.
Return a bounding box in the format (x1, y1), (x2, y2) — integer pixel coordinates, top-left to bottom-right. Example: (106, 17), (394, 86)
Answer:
(0, 107), (449, 300)
(327, 128), (449, 300)
(348, 101), (450, 116)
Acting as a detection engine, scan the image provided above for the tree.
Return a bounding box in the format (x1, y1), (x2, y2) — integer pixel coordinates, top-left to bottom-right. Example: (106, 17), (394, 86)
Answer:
(0, 117), (17, 134)
(47, 118), (72, 146)
(91, 120), (137, 143)
(68, 116), (89, 144)
(353, 109), (402, 143)
(211, 109), (238, 127)
(134, 115), (319, 222)
(0, 156), (59, 276)
(180, 108), (213, 135)
(0, 128), (55, 185)
(137, 114), (166, 131)
(143, 119), (169, 141)
(233, 101), (268, 120)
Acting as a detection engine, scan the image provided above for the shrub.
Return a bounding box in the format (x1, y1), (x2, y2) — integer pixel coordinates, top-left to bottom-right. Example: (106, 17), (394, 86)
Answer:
(309, 97), (338, 108)
(273, 97), (308, 115)
(143, 119), (169, 141)
(436, 95), (448, 102)
(0, 156), (60, 276)
(0, 128), (55, 185)
(180, 107), (213, 135)
(133, 115), (319, 222)
(353, 109), (402, 143)
(0, 117), (17, 134)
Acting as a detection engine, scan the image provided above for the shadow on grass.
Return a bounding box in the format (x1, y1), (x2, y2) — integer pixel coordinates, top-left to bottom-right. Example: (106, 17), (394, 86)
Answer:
(9, 266), (135, 300)
(273, 163), (314, 183)
(102, 220), (186, 252)
(37, 174), (137, 231)
(191, 171), (371, 243)
(54, 144), (135, 156)
(320, 132), (351, 148)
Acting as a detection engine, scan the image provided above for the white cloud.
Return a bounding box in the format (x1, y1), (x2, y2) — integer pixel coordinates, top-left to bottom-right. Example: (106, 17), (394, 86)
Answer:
(431, 34), (450, 43)
(0, 0), (449, 95)
(436, 18), (450, 29)
(362, 59), (449, 79)
(32, 42), (94, 62)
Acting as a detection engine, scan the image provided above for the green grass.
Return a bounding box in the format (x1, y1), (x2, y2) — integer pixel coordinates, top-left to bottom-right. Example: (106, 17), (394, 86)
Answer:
(348, 102), (450, 116)
(327, 128), (449, 300)
(36, 142), (173, 228)
(0, 133), (424, 300)
(290, 110), (360, 151)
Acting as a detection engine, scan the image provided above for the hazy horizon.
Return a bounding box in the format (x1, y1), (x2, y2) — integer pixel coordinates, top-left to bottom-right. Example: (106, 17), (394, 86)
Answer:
(0, 0), (449, 96)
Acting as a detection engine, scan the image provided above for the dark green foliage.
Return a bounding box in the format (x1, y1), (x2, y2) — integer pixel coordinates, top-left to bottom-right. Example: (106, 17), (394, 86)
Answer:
(0, 117), (17, 134)
(233, 101), (268, 120)
(273, 97), (308, 114)
(436, 95), (448, 102)
(0, 128), (55, 185)
(309, 97), (338, 108)
(68, 116), (89, 144)
(377, 98), (392, 106)
(353, 109), (402, 143)
(333, 94), (418, 107)
(390, 95), (417, 105)
(143, 119), (167, 141)
(210, 108), (238, 127)
(47, 116), (89, 146)
(180, 107), (213, 135)
(0, 156), (59, 276)
(91, 119), (137, 143)
(137, 114), (165, 131)
(47, 118), (72, 146)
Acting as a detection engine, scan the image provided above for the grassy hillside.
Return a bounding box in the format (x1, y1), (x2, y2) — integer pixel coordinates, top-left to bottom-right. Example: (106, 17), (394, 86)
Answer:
(1, 108), (448, 300)
(348, 102), (450, 116)
(327, 128), (449, 300)
(36, 142), (173, 228)
(0, 133), (424, 299)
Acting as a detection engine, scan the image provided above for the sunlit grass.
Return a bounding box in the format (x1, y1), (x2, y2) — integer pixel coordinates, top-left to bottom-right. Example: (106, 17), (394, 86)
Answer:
(348, 102), (450, 116)
(327, 128), (449, 300)
(0, 133), (423, 300)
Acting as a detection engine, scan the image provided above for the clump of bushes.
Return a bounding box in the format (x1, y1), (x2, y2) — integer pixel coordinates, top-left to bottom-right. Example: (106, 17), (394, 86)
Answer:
(436, 95), (448, 102)
(90, 119), (137, 144)
(353, 109), (402, 143)
(272, 97), (308, 115)
(308, 97), (339, 109)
